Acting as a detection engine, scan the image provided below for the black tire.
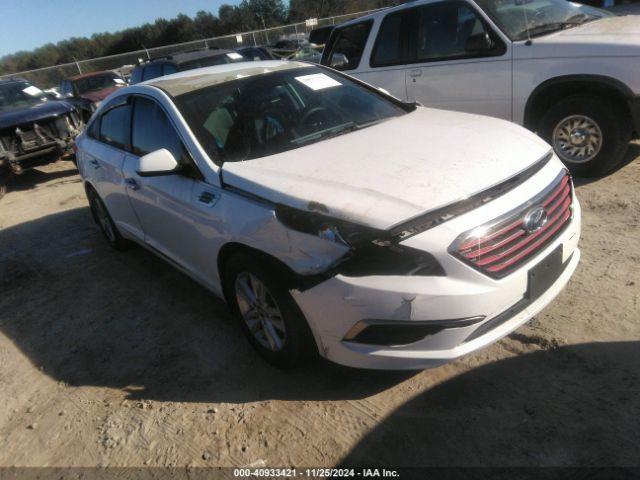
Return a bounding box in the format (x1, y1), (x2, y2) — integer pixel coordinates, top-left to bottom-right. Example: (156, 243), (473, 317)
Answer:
(86, 187), (129, 251)
(223, 253), (317, 368)
(539, 95), (631, 177)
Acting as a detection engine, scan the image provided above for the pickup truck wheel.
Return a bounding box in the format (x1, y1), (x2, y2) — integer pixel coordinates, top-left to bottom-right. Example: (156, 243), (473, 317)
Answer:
(539, 95), (630, 177)
(87, 188), (129, 251)
(224, 253), (317, 369)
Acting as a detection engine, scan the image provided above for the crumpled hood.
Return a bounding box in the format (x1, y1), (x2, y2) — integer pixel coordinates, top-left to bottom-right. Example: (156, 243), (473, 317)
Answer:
(532, 16), (640, 57)
(0, 100), (75, 131)
(80, 86), (120, 102)
(222, 108), (552, 230)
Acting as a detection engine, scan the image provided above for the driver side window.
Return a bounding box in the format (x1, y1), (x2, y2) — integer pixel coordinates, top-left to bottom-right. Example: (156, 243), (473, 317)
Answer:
(413, 2), (505, 62)
(131, 97), (187, 164)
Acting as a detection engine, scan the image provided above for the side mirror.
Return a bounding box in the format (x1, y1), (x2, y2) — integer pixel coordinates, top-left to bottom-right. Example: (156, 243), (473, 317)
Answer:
(330, 53), (348, 69)
(136, 148), (179, 177)
(465, 32), (494, 54)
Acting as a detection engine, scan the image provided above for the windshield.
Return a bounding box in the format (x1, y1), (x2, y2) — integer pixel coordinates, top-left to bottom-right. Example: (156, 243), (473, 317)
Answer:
(0, 81), (48, 110)
(175, 67), (409, 163)
(474, 0), (601, 41)
(73, 73), (124, 95)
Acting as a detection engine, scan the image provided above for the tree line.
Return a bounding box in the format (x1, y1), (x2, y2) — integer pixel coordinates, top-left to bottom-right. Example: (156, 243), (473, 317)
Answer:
(0, 0), (399, 76)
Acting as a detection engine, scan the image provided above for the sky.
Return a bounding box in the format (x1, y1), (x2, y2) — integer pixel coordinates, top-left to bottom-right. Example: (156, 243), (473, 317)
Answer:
(0, 0), (243, 57)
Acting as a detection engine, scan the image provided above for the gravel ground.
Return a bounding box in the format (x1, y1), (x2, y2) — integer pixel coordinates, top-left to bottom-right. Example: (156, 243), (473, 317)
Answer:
(0, 145), (638, 468)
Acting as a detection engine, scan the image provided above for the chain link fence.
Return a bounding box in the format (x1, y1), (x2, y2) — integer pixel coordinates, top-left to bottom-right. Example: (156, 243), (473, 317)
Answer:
(1, 9), (378, 89)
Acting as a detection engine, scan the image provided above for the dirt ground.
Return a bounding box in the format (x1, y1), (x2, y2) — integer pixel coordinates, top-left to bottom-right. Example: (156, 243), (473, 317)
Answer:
(0, 145), (638, 468)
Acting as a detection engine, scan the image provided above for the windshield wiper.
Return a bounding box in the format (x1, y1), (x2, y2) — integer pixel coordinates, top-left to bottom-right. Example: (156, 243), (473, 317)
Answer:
(525, 14), (591, 38)
(292, 120), (377, 146)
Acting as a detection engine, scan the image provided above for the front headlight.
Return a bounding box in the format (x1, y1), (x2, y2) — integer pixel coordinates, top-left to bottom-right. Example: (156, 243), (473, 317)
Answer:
(274, 204), (387, 248)
(274, 204), (444, 277)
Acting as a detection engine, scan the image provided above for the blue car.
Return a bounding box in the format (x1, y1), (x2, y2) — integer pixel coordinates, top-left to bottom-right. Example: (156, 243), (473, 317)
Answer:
(0, 78), (83, 199)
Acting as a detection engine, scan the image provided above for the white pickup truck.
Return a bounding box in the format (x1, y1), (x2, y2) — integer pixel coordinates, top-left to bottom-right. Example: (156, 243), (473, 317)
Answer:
(320, 0), (640, 176)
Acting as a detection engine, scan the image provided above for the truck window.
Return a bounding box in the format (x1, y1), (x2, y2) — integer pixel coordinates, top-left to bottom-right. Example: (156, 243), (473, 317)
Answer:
(324, 20), (373, 71)
(371, 10), (411, 67)
(414, 3), (503, 62)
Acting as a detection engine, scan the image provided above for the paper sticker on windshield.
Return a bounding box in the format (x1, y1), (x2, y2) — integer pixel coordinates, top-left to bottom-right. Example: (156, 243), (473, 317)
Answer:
(227, 52), (244, 60)
(22, 85), (43, 96)
(295, 73), (341, 91)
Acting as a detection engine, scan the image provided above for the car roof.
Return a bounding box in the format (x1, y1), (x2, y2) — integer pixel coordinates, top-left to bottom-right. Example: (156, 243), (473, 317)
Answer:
(337, 1), (431, 28)
(68, 70), (115, 81)
(149, 48), (236, 65)
(0, 77), (28, 85)
(146, 60), (314, 97)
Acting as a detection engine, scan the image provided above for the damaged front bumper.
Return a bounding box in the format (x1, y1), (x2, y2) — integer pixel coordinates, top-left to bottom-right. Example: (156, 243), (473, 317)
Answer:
(291, 198), (581, 370)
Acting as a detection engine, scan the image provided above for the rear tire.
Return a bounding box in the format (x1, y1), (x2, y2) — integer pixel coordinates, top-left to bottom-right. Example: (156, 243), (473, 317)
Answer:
(539, 95), (630, 177)
(87, 187), (129, 251)
(223, 253), (317, 368)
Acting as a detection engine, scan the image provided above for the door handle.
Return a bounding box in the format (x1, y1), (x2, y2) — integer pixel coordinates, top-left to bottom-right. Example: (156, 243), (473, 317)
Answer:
(89, 158), (100, 169)
(125, 178), (139, 191)
(409, 69), (422, 78)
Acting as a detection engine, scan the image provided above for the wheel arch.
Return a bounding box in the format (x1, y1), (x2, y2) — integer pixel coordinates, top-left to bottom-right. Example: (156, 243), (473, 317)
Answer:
(217, 242), (300, 300)
(83, 181), (100, 223)
(524, 75), (633, 132)
(216, 241), (325, 355)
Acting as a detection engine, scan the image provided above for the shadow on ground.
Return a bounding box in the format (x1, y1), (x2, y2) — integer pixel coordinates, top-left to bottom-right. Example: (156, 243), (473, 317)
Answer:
(573, 143), (640, 188)
(341, 341), (640, 467)
(7, 161), (78, 193)
(0, 207), (414, 403)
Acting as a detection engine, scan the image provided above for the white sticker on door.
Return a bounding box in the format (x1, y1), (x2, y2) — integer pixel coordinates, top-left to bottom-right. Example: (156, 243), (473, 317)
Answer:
(294, 73), (341, 91)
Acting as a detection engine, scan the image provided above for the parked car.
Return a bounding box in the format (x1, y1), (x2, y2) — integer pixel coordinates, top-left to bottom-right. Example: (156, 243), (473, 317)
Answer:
(76, 61), (580, 369)
(236, 46), (275, 61)
(130, 48), (246, 85)
(290, 46), (323, 63)
(320, 0), (639, 177)
(60, 71), (127, 121)
(0, 78), (83, 199)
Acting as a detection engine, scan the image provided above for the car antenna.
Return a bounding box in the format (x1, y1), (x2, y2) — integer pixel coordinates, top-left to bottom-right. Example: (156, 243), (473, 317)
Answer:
(522, 3), (533, 45)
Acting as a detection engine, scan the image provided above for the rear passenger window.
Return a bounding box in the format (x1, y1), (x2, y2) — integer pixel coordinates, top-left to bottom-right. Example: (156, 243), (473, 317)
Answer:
(131, 97), (185, 162)
(371, 11), (410, 67)
(163, 63), (178, 76)
(99, 104), (131, 150)
(325, 21), (372, 71)
(142, 63), (163, 81)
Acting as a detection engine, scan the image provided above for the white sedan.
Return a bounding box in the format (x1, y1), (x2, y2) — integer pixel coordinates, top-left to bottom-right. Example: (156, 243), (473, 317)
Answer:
(76, 61), (581, 369)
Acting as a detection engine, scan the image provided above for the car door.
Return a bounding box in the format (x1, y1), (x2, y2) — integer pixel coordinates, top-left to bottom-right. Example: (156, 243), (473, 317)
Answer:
(393, 1), (512, 120)
(121, 95), (214, 281)
(85, 98), (144, 240)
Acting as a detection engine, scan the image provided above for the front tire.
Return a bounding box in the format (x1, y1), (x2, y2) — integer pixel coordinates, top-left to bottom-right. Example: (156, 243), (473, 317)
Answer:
(539, 95), (631, 177)
(223, 253), (317, 368)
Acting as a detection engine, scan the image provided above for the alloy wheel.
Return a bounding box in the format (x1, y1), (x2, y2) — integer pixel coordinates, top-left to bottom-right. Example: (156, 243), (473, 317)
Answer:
(552, 114), (602, 164)
(235, 272), (287, 352)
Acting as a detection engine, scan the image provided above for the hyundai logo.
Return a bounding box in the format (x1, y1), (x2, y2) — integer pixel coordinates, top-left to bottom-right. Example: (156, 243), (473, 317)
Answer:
(523, 206), (548, 233)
